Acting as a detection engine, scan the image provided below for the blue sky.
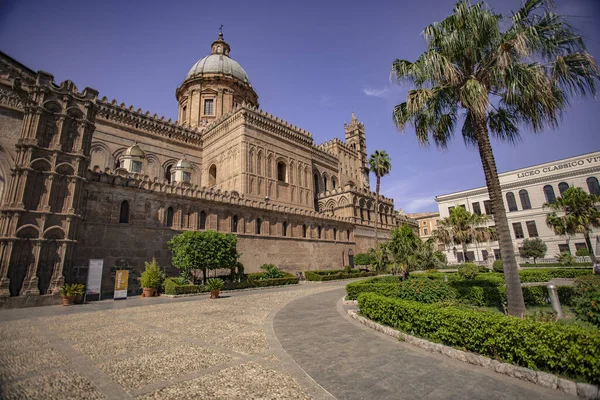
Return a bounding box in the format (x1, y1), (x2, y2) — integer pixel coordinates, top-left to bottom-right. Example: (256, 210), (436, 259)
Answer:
(1, 0), (598, 213)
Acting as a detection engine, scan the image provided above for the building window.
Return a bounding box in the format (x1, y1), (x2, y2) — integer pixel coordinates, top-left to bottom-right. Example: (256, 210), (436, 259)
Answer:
(423, 228), (428, 235)
(131, 160), (142, 173)
(318, 226), (322, 239)
(277, 161), (287, 182)
(448, 206), (455, 214)
(119, 201), (129, 224)
(472, 202), (481, 215)
(519, 190), (531, 210)
(575, 242), (587, 251)
(494, 249), (502, 260)
(526, 220), (538, 237)
(182, 105), (187, 122)
(558, 244), (570, 254)
(347, 229), (351, 241)
(232, 215), (238, 233)
(506, 192), (518, 212)
(587, 177), (600, 195)
(512, 222), (524, 239)
(483, 200), (492, 215)
(166, 207), (174, 227)
(333, 228), (337, 240)
(282, 221), (288, 237)
(165, 165), (172, 183)
(543, 185), (556, 204)
(459, 204), (466, 209)
(323, 176), (328, 191)
(204, 99), (214, 115)
(209, 164), (217, 186)
(182, 171), (191, 183)
(558, 182), (569, 195)
(456, 252), (465, 263)
(332, 177), (337, 189)
(303, 224), (307, 238)
(482, 250), (488, 261)
(256, 218), (262, 235)
(199, 211), (206, 230)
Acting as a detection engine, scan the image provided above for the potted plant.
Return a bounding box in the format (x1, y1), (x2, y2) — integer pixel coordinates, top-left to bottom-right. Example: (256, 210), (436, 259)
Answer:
(140, 258), (165, 298)
(207, 278), (224, 299)
(59, 283), (85, 306)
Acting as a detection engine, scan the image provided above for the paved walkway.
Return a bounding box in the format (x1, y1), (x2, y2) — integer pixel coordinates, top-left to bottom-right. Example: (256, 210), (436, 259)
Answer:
(273, 288), (575, 400)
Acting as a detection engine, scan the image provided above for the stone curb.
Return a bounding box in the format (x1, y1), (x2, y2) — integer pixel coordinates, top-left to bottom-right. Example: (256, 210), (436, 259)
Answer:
(163, 283), (301, 298)
(347, 309), (599, 400)
(341, 296), (358, 305)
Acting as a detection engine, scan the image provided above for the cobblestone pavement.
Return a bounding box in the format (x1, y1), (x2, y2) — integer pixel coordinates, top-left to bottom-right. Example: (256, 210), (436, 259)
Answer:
(274, 288), (576, 400)
(0, 283), (341, 400)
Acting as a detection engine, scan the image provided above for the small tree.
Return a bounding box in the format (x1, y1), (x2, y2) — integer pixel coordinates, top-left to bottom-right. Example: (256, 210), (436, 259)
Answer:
(386, 224), (423, 278)
(520, 238), (547, 264)
(140, 258), (165, 289)
(168, 230), (240, 284)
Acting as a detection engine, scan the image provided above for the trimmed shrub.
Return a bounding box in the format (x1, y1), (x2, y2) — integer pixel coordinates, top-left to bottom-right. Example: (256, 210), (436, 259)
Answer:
(247, 272), (299, 287)
(305, 269), (376, 281)
(572, 275), (600, 328)
(396, 279), (455, 303)
(358, 293), (600, 384)
(457, 263), (481, 280)
(346, 282), (400, 300)
(450, 279), (506, 306)
(164, 278), (202, 295)
(518, 268), (592, 283)
(259, 264), (285, 279)
(493, 259), (503, 273)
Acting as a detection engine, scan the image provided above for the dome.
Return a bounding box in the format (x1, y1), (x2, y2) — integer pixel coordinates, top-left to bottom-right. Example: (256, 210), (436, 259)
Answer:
(124, 143), (145, 158)
(175, 157), (193, 169)
(185, 54), (250, 83)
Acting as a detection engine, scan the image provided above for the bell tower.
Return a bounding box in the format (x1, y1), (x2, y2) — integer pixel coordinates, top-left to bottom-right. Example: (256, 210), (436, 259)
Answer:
(344, 112), (370, 189)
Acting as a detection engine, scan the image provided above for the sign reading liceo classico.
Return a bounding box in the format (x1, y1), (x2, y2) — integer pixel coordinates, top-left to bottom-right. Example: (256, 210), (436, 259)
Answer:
(114, 270), (129, 300)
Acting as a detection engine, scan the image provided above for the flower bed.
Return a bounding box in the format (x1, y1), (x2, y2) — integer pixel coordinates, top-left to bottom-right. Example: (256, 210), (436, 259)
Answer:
(305, 269), (376, 281)
(358, 292), (600, 384)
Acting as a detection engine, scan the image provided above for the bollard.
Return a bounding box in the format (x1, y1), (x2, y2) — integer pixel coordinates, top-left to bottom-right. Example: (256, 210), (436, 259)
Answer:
(547, 284), (565, 319)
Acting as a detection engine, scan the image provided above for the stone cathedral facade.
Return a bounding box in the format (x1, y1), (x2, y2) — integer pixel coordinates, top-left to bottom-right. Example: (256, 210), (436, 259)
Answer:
(0, 33), (414, 303)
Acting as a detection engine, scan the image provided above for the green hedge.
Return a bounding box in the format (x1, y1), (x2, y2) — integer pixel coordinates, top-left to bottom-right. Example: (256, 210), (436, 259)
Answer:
(247, 272), (299, 287)
(305, 269), (376, 281)
(518, 268), (592, 283)
(358, 293), (600, 384)
(520, 263), (592, 268)
(164, 278), (203, 295)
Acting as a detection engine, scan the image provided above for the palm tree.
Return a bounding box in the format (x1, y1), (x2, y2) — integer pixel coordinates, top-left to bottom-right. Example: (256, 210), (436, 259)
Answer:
(391, 0), (598, 316)
(433, 207), (489, 263)
(545, 187), (600, 263)
(368, 150), (392, 246)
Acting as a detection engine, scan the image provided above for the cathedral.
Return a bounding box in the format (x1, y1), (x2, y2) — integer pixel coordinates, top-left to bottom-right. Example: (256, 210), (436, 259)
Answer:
(0, 32), (414, 305)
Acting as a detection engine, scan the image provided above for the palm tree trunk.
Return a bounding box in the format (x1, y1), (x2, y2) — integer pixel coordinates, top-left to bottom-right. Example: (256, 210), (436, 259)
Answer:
(374, 175), (380, 247)
(584, 228), (596, 263)
(474, 116), (526, 316)
(461, 242), (468, 262)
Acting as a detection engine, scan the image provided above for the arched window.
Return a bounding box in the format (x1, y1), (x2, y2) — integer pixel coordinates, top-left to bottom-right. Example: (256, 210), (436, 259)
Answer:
(506, 192), (518, 212)
(543, 185), (556, 204)
(232, 215), (238, 233)
(519, 189), (531, 210)
(558, 182), (569, 195)
(347, 229), (351, 241)
(333, 228), (337, 240)
(323, 176), (328, 191)
(199, 211), (206, 230)
(318, 226), (322, 239)
(332, 177), (337, 189)
(277, 161), (287, 182)
(424, 228), (428, 235)
(165, 165), (172, 183)
(166, 207), (174, 227)
(313, 173), (319, 193)
(282, 221), (288, 237)
(303, 224), (307, 238)
(119, 201), (129, 224)
(587, 177), (600, 195)
(256, 218), (262, 235)
(209, 164), (217, 186)
(257, 153), (262, 175)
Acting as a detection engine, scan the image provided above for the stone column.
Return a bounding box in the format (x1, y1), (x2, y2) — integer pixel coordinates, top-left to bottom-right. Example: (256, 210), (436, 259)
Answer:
(20, 240), (42, 296)
(0, 240), (13, 297)
(40, 174), (54, 211)
(49, 241), (67, 294)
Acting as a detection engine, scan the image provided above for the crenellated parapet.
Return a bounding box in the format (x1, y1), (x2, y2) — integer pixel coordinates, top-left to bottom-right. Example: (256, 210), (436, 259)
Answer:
(86, 168), (354, 224)
(97, 97), (205, 146)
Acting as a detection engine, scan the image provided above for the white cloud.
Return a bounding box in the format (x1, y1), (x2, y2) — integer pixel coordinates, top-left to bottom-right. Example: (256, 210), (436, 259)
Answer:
(403, 197), (437, 213)
(363, 86), (391, 98)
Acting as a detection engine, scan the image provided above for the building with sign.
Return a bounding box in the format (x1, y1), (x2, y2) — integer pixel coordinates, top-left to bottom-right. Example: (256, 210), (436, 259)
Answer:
(435, 151), (600, 264)
(0, 32), (417, 304)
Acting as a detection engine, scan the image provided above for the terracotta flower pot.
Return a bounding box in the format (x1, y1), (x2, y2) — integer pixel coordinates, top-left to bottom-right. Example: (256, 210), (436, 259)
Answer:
(210, 290), (220, 299)
(62, 295), (76, 306)
(143, 288), (156, 298)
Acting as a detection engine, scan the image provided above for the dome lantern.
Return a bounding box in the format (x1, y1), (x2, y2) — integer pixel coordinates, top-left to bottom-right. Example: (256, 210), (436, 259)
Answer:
(172, 155), (193, 183)
(120, 142), (146, 174)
